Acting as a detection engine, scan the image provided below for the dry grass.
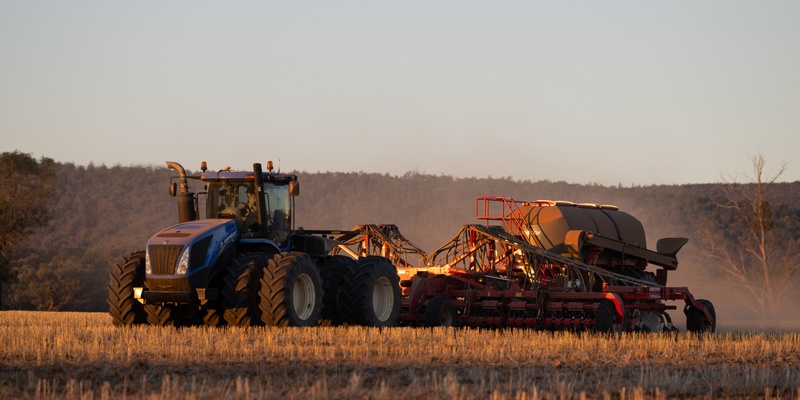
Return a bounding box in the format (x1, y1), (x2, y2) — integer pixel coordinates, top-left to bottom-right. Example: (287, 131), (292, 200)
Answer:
(1, 311), (799, 399)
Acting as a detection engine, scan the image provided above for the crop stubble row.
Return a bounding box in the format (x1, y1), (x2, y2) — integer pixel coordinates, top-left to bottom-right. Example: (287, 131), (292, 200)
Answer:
(1, 311), (799, 399)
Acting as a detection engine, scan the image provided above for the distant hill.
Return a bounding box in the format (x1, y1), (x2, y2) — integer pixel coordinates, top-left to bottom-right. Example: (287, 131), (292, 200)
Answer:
(5, 162), (800, 321)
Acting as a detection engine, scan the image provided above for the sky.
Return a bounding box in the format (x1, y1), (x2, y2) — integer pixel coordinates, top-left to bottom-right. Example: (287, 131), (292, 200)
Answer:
(1, 1), (799, 186)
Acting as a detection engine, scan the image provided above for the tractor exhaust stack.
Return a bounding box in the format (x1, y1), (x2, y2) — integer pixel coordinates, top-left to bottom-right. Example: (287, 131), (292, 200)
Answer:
(166, 161), (196, 223)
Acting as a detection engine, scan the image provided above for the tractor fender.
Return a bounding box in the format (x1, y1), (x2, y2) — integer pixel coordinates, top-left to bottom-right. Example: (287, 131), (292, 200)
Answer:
(239, 238), (282, 256)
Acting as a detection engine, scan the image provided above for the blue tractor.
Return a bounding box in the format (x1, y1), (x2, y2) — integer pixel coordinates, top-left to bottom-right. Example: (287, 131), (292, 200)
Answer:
(107, 161), (401, 327)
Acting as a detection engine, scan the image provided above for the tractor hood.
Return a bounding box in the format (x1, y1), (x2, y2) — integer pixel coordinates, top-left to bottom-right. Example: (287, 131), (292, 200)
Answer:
(145, 219), (239, 277)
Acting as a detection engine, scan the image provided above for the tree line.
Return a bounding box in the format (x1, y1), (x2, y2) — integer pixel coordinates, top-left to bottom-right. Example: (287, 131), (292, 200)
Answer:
(1, 153), (799, 320)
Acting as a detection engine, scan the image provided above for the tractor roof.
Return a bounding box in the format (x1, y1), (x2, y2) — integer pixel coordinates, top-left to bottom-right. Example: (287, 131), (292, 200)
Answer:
(198, 170), (297, 184)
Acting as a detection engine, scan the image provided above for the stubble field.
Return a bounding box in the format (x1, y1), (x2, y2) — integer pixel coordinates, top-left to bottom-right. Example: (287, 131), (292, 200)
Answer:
(1, 311), (799, 399)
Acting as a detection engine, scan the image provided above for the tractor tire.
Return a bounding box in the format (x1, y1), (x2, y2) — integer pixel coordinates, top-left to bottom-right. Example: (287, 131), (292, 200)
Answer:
(424, 296), (457, 327)
(145, 305), (178, 326)
(340, 256), (401, 327)
(202, 307), (225, 327)
(223, 253), (268, 327)
(318, 256), (355, 325)
(686, 299), (716, 333)
(148, 304), (201, 327)
(594, 299), (620, 333)
(107, 251), (148, 326)
(259, 252), (323, 327)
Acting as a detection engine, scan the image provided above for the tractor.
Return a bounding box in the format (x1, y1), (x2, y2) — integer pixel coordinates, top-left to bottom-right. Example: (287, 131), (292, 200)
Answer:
(107, 161), (401, 327)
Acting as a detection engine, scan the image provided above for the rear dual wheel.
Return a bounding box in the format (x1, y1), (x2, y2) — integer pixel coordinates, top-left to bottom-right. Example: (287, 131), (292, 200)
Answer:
(223, 253), (269, 326)
(319, 256), (356, 325)
(259, 252), (323, 326)
(340, 256), (401, 327)
(137, 252), (398, 328)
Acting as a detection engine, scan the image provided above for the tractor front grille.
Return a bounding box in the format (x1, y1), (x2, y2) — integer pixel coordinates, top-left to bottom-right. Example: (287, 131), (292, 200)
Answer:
(148, 244), (184, 275)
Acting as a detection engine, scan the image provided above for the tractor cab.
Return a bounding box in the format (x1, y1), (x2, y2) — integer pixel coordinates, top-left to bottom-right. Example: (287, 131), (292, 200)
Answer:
(204, 178), (293, 245)
(167, 161), (298, 250)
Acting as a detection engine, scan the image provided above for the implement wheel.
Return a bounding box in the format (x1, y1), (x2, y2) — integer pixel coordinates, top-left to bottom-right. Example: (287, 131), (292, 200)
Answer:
(259, 252), (323, 326)
(424, 296), (456, 327)
(594, 299), (621, 333)
(340, 256), (401, 327)
(686, 299), (716, 333)
(223, 253), (268, 326)
(107, 251), (148, 326)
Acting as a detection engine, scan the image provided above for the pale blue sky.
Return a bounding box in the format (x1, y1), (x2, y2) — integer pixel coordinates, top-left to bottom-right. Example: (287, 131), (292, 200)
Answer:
(2, 1), (798, 185)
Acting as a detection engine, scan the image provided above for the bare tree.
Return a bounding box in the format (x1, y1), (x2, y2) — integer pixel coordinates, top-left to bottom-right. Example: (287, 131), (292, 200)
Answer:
(702, 153), (799, 318)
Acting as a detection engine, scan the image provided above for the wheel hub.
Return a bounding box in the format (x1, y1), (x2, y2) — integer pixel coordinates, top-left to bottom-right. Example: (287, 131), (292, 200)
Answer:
(372, 276), (394, 322)
(293, 273), (316, 320)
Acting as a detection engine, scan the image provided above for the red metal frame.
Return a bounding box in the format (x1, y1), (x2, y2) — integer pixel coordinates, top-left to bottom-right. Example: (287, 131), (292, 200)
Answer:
(333, 200), (714, 332)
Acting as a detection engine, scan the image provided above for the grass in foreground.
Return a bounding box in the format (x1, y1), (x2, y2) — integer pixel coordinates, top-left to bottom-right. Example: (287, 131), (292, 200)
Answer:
(1, 311), (799, 399)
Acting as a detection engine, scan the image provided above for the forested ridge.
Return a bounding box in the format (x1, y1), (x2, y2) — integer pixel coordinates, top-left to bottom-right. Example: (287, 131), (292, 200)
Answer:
(4, 162), (800, 321)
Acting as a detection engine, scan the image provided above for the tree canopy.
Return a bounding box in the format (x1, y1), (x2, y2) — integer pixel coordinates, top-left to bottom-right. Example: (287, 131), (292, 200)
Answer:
(0, 151), (57, 308)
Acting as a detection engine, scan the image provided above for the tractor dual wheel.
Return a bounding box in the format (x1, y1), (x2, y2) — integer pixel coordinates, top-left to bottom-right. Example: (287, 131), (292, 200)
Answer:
(145, 304), (199, 327)
(424, 296), (457, 327)
(145, 305), (175, 326)
(107, 251), (148, 326)
(318, 256), (357, 325)
(223, 253), (270, 327)
(686, 299), (716, 333)
(259, 252), (323, 327)
(203, 306), (225, 327)
(340, 256), (401, 327)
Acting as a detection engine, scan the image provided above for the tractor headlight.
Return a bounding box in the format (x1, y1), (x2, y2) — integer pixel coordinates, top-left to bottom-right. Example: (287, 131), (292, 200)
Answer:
(176, 247), (190, 275)
(145, 250), (152, 275)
